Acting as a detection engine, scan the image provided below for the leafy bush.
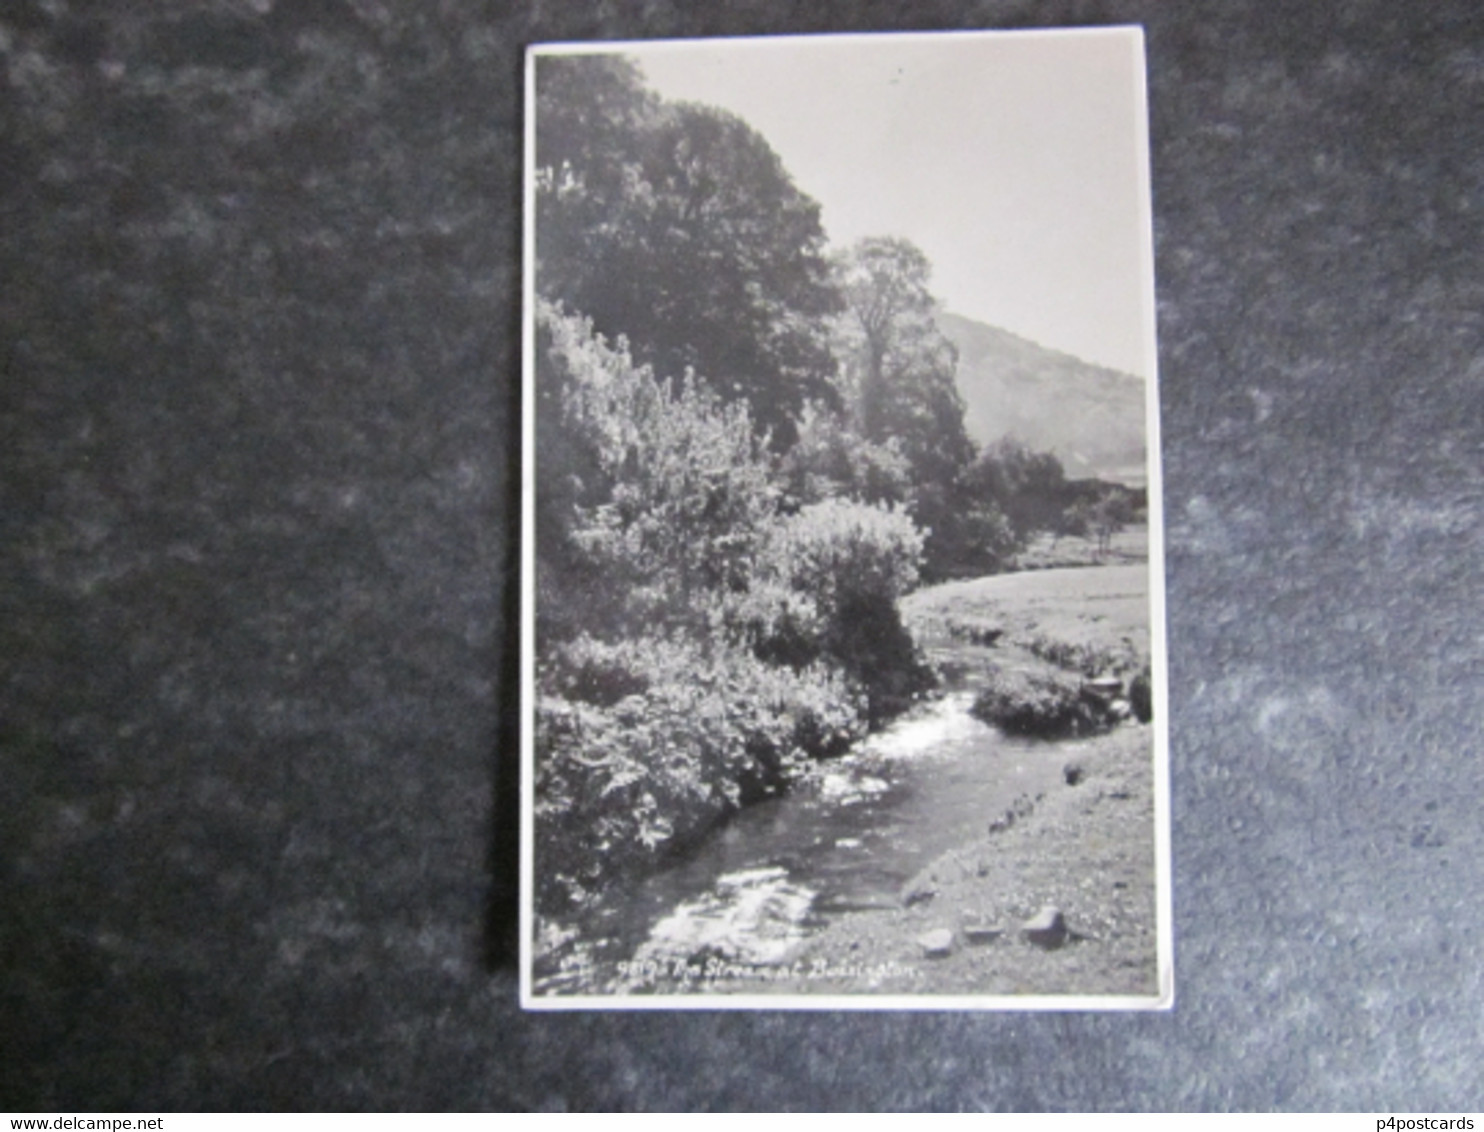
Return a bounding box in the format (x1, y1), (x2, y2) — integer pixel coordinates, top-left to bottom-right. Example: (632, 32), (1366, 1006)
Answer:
(970, 666), (1112, 738)
(534, 634), (865, 914)
(755, 498), (932, 719)
(943, 617), (1005, 647)
(779, 402), (912, 508)
(761, 498), (922, 618)
(712, 577), (826, 671)
(543, 633), (653, 706)
(537, 302), (778, 636)
(1021, 632), (1143, 680)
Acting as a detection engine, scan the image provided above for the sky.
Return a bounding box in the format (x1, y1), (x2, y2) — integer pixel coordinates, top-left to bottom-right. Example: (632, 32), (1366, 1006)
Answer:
(608, 28), (1156, 379)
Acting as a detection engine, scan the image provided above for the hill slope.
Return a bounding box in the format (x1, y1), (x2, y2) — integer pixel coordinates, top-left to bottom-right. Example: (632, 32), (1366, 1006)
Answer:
(937, 311), (1148, 485)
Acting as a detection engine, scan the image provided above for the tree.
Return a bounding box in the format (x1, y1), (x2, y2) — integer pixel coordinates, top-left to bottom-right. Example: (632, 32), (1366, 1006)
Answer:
(533, 56), (841, 443)
(834, 238), (975, 477)
(534, 302), (778, 639)
(1087, 489), (1135, 558)
(833, 238), (988, 579)
(534, 54), (655, 191)
(533, 55), (657, 315)
(777, 401), (912, 509)
(968, 437), (1074, 542)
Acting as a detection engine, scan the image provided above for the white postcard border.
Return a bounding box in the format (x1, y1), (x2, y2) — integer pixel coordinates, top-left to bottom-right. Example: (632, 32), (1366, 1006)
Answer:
(519, 25), (1172, 1012)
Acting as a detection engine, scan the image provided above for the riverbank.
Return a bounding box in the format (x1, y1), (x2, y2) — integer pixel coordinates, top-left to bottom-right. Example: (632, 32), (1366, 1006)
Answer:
(534, 563), (1161, 1000)
(789, 565), (1159, 997)
(640, 564), (1162, 999)
(751, 722), (1159, 997)
(905, 561), (1151, 683)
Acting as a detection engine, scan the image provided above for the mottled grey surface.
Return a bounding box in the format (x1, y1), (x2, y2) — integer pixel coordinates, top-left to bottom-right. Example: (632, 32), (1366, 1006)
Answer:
(3, 0), (1482, 1112)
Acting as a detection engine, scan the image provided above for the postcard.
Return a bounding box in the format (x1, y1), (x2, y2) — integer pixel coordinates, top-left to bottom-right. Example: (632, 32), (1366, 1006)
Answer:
(521, 26), (1170, 1009)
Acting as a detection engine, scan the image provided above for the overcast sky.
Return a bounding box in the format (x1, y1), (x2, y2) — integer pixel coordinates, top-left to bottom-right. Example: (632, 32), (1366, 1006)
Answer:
(617, 28), (1155, 379)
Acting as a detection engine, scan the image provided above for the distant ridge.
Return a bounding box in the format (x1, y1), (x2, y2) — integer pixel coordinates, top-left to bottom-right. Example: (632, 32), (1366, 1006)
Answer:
(937, 310), (1148, 486)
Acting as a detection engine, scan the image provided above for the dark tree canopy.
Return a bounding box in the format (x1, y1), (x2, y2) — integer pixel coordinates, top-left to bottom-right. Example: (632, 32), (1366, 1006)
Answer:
(534, 55), (840, 443)
(833, 238), (975, 476)
(968, 437), (1076, 540)
(533, 54), (655, 310)
(836, 237), (936, 439)
(535, 54), (655, 181)
(833, 238), (989, 578)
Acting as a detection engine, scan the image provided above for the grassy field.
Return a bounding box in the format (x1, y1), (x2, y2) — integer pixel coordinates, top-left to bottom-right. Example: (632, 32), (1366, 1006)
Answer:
(1013, 523), (1149, 571)
(736, 560), (1163, 998)
(904, 562), (1152, 684)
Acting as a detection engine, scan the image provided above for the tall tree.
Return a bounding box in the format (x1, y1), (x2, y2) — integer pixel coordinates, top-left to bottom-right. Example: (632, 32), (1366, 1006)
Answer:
(533, 55), (841, 443)
(834, 237), (975, 476)
(836, 237), (937, 440)
(834, 238), (994, 578)
(533, 54), (656, 314)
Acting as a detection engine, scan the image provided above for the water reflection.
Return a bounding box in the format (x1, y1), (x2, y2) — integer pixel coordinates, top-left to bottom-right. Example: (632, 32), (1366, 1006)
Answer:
(536, 690), (1070, 994)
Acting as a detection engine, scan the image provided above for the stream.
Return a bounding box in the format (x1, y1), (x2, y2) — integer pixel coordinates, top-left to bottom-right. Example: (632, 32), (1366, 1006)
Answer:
(536, 687), (1079, 995)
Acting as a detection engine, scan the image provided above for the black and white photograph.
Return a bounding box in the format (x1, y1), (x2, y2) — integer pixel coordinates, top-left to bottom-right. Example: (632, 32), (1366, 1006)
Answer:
(522, 27), (1171, 1008)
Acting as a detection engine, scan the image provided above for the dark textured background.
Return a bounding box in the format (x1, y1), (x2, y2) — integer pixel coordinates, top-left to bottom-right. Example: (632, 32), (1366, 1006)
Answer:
(3, 0), (1482, 1111)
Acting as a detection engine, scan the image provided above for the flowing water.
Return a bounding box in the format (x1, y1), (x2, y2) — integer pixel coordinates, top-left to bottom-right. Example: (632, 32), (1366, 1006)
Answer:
(537, 687), (1082, 995)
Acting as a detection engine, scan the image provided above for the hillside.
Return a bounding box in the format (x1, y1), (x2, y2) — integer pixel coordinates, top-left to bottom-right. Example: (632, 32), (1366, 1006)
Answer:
(937, 311), (1149, 485)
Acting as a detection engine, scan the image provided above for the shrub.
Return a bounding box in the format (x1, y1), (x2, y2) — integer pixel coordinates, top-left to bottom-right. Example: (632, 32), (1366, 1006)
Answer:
(711, 578), (825, 671)
(943, 617), (1005, 647)
(1021, 633), (1142, 680)
(536, 302), (778, 636)
(779, 402), (912, 508)
(534, 634), (866, 915)
(543, 633), (652, 706)
(970, 666), (1112, 738)
(762, 497), (923, 612)
(755, 498), (933, 719)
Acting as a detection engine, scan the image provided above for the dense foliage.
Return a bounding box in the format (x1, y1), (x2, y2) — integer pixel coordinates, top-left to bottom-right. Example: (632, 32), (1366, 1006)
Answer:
(534, 54), (840, 444)
(970, 667), (1113, 739)
(535, 303), (778, 639)
(753, 498), (932, 722)
(534, 306), (918, 912)
(531, 55), (1138, 915)
(535, 632), (862, 914)
(968, 438), (1148, 553)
